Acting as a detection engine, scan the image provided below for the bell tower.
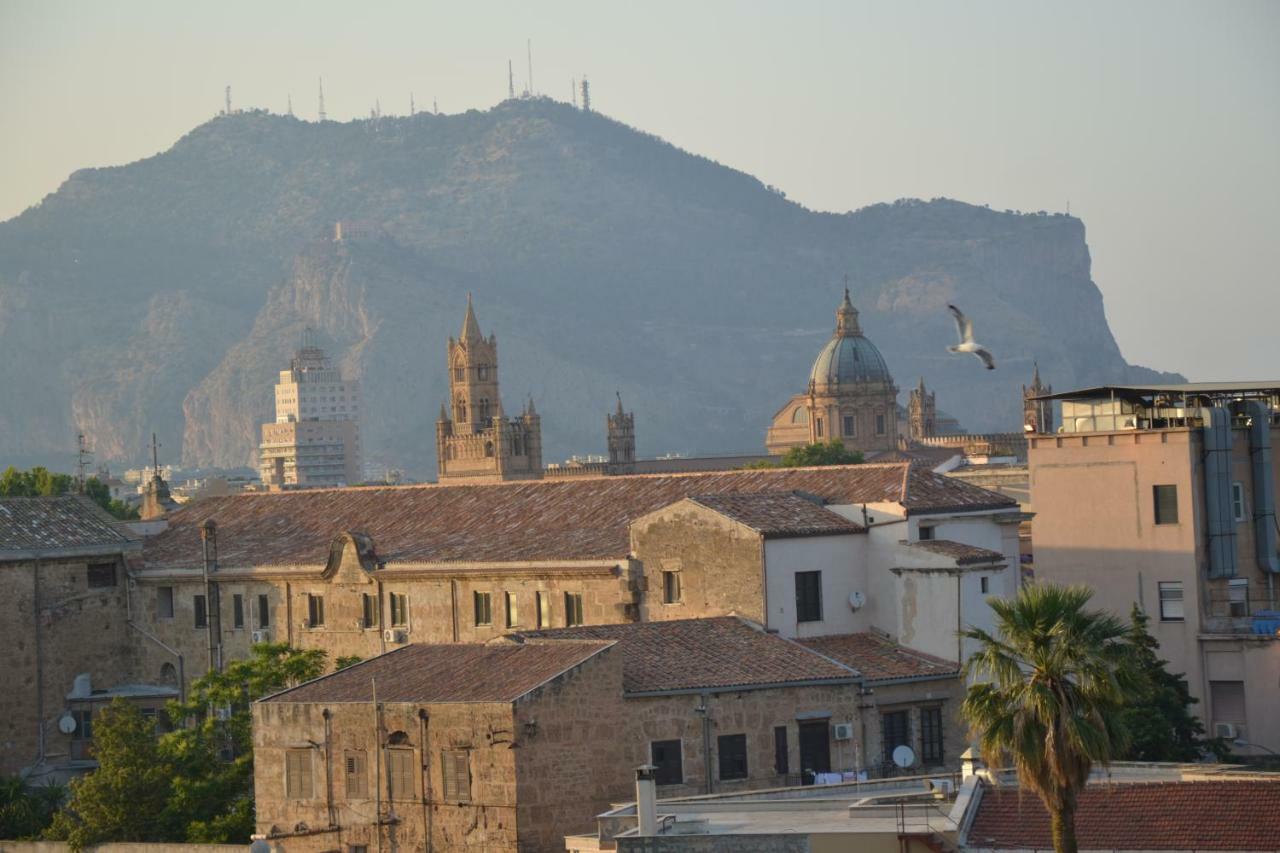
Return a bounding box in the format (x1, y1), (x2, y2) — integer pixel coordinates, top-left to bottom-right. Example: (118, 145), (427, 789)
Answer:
(607, 392), (636, 472)
(1022, 363), (1054, 434)
(908, 377), (936, 442)
(447, 295), (500, 433)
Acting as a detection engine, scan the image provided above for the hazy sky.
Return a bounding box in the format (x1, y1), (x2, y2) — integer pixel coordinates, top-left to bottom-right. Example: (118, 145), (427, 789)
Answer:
(2, 0), (1277, 380)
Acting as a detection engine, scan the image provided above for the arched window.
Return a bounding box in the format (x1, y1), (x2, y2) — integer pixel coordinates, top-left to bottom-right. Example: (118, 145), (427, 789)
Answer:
(791, 407), (809, 424)
(512, 436), (523, 456)
(484, 441), (495, 457)
(386, 730), (410, 746)
(456, 397), (467, 422)
(478, 398), (490, 421)
(159, 662), (177, 687)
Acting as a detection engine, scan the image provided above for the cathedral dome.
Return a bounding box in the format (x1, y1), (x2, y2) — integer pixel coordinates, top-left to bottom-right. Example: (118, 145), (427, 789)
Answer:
(807, 289), (895, 390)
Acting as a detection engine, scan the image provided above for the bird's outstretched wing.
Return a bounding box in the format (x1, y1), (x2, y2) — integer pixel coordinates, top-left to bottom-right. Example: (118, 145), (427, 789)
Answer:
(947, 304), (973, 344)
(975, 347), (996, 370)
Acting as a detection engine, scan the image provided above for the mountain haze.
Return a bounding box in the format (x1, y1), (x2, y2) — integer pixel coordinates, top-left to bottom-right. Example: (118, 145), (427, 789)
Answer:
(0, 99), (1179, 475)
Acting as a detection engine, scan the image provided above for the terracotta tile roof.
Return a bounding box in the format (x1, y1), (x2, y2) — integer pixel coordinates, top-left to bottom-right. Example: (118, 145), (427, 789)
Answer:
(0, 496), (137, 559)
(797, 633), (959, 682)
(968, 780), (1280, 850)
(905, 539), (1006, 565)
(512, 617), (859, 694)
(261, 641), (613, 704)
(688, 492), (864, 537)
(144, 464), (1013, 570)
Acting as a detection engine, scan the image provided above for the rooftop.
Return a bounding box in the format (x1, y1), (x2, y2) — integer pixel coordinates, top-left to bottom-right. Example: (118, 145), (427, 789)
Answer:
(797, 633), (960, 682)
(511, 616), (860, 694)
(142, 463), (1015, 570)
(0, 496), (139, 560)
(688, 492), (865, 538)
(260, 641), (612, 704)
(902, 539), (1007, 566)
(1031, 381), (1280, 402)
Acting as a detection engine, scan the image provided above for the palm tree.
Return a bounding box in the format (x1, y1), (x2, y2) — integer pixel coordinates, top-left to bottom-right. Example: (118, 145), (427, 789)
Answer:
(961, 583), (1139, 853)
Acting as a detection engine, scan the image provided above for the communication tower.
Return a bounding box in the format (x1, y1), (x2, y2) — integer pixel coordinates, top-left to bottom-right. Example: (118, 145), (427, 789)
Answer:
(509, 60), (516, 100)
(318, 78), (327, 122)
(527, 39), (534, 95)
(76, 433), (93, 494)
(224, 85), (231, 115)
(581, 77), (591, 112)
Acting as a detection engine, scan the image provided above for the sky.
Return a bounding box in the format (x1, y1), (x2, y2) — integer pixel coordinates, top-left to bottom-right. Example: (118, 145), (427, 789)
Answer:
(1, 0), (1277, 380)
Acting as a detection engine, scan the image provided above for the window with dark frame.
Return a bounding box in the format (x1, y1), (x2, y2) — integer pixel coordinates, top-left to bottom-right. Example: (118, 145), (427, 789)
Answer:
(473, 591), (492, 626)
(362, 593), (376, 629)
(876, 413), (886, 435)
(285, 749), (313, 799)
(662, 570), (682, 604)
(565, 592), (584, 626)
(157, 586), (174, 619)
(74, 709), (93, 740)
(1153, 484), (1179, 525)
(345, 750), (368, 798)
(980, 576), (989, 594)
(774, 725), (789, 775)
(390, 593), (409, 627)
(881, 710), (910, 765)
(257, 593), (270, 628)
(921, 707), (944, 764)
(307, 594), (325, 627)
(1231, 482), (1246, 522)
(795, 571), (822, 623)
(193, 594), (207, 629)
(442, 749), (471, 802)
(232, 594), (244, 629)
(815, 417), (824, 438)
(1228, 579), (1249, 617)
(536, 591), (550, 628)
(717, 733), (748, 780)
(918, 526), (935, 541)
(843, 415), (855, 437)
(87, 562), (116, 588)
(505, 591), (518, 628)
(651, 739), (683, 785)
(1158, 581), (1184, 621)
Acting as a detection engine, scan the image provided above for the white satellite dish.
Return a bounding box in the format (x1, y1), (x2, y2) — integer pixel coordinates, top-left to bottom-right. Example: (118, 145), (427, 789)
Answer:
(892, 744), (916, 769)
(58, 713), (77, 735)
(848, 591), (865, 611)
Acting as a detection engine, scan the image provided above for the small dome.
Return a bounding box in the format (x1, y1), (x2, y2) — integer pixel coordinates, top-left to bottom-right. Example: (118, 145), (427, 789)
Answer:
(809, 334), (894, 389)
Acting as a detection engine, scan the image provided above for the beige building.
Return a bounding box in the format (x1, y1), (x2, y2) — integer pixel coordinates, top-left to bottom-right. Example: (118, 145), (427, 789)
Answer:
(258, 334), (361, 488)
(1027, 382), (1280, 758)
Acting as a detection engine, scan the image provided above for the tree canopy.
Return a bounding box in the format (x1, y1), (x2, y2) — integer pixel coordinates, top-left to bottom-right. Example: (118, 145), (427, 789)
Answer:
(0, 465), (139, 520)
(747, 440), (865, 469)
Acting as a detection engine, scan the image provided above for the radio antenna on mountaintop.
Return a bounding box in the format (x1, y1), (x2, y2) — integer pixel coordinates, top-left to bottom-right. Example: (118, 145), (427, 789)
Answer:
(410, 93), (415, 115)
(581, 77), (590, 112)
(571, 78), (577, 106)
(433, 97), (438, 114)
(287, 94), (294, 117)
(527, 39), (534, 95)
(76, 433), (92, 494)
(318, 78), (327, 122)
(509, 60), (516, 100)
(224, 85), (231, 116)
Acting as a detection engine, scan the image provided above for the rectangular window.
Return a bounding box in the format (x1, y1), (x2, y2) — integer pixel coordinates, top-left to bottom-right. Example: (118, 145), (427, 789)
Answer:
(881, 711), (910, 765)
(345, 750), (368, 799)
(662, 570), (682, 604)
(257, 594), (270, 628)
(875, 413), (886, 435)
(1232, 482), (1246, 523)
(1153, 484), (1179, 525)
(232, 594), (244, 629)
(717, 734), (748, 780)
(362, 593), (377, 629)
(387, 748), (415, 800)
(505, 591), (518, 628)
(194, 594), (207, 629)
(918, 525), (935, 541)
(442, 749), (471, 802)
(473, 591), (492, 626)
(843, 415), (855, 437)
(774, 725), (789, 775)
(87, 562), (116, 588)
(1228, 579), (1250, 617)
(1158, 581), (1184, 621)
(651, 739), (683, 786)
(564, 592), (584, 626)
(536, 591), (550, 629)
(815, 417), (824, 438)
(390, 593), (409, 627)
(307, 594), (325, 627)
(285, 749), (313, 799)
(157, 586), (174, 619)
(74, 709), (93, 740)
(921, 707), (944, 764)
(1210, 680), (1247, 727)
(795, 571), (822, 623)
(980, 576), (989, 594)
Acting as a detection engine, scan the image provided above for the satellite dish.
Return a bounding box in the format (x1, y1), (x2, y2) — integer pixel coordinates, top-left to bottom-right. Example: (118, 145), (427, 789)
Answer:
(892, 745), (916, 769)
(58, 713), (77, 735)
(848, 591), (865, 611)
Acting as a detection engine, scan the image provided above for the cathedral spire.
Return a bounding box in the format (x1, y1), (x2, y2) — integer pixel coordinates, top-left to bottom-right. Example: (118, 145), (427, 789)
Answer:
(460, 293), (483, 342)
(835, 278), (861, 337)
(616, 390), (625, 417)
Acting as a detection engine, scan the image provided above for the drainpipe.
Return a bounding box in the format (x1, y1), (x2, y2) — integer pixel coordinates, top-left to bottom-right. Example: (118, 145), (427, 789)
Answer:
(201, 520), (222, 673)
(695, 692), (713, 794)
(373, 677), (383, 853)
(33, 556), (45, 770)
(322, 709), (336, 831)
(635, 765), (659, 836)
(956, 570), (964, 665)
(450, 579), (460, 642)
(419, 708), (432, 853)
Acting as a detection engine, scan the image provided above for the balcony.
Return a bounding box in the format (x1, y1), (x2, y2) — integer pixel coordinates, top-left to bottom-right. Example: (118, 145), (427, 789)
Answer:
(1201, 590), (1280, 636)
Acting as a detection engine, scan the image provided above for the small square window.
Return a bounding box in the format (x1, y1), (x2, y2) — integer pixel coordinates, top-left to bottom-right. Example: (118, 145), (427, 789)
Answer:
(1153, 485), (1178, 525)
(662, 570), (682, 604)
(1158, 581), (1184, 621)
(473, 591), (492, 626)
(717, 734), (748, 780)
(918, 526), (935, 541)
(87, 562), (116, 588)
(1228, 579), (1249, 617)
(1231, 482), (1246, 523)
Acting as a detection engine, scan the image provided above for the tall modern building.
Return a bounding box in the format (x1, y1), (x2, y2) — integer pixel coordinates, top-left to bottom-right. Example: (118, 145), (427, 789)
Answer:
(258, 333), (361, 488)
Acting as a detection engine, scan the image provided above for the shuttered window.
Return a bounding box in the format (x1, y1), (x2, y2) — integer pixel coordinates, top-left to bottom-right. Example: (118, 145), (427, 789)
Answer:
(920, 707), (944, 764)
(1153, 485), (1178, 525)
(285, 749), (313, 799)
(881, 711), (910, 764)
(1211, 681), (1247, 726)
(651, 740), (683, 786)
(473, 591), (492, 626)
(662, 571), (682, 604)
(345, 750), (368, 798)
(505, 592), (518, 628)
(442, 750), (471, 802)
(565, 592), (584, 627)
(386, 748), (415, 800)
(717, 734), (748, 780)
(307, 594), (325, 627)
(795, 571), (822, 623)
(390, 593), (409, 627)
(362, 593), (376, 629)
(536, 592), (550, 628)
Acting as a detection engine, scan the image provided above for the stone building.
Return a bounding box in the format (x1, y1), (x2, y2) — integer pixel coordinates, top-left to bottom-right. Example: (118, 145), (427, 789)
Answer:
(436, 297), (543, 483)
(766, 289), (900, 456)
(1022, 362), (1054, 434)
(907, 376), (937, 443)
(607, 393), (637, 473)
(258, 333), (361, 488)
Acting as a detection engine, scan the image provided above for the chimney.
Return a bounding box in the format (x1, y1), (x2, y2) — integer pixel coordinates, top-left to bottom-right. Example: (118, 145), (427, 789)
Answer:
(960, 746), (983, 779)
(635, 764), (658, 836)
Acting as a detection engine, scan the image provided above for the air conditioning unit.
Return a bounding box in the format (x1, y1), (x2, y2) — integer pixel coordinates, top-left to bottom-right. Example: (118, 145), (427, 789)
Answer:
(1214, 722), (1239, 741)
(251, 630), (270, 644)
(832, 723), (854, 741)
(384, 629), (408, 644)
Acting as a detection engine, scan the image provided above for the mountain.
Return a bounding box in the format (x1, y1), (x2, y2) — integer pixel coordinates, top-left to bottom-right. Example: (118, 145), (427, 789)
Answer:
(0, 99), (1180, 476)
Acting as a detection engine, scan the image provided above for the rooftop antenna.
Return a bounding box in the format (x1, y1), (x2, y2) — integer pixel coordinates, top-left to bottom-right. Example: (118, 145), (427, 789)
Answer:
(318, 77), (327, 122)
(527, 38), (534, 95)
(150, 432), (161, 478)
(509, 60), (516, 100)
(76, 433), (93, 494)
(571, 77), (577, 107)
(410, 92), (415, 116)
(224, 85), (231, 116)
(287, 93), (294, 117)
(581, 76), (591, 112)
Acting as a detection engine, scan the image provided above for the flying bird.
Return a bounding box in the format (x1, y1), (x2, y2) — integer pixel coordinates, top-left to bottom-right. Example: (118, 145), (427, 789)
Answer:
(947, 304), (996, 370)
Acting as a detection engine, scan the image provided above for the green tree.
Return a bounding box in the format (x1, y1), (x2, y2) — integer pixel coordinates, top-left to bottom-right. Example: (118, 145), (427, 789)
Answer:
(1119, 604), (1229, 762)
(335, 655), (364, 670)
(83, 477), (140, 520)
(0, 466), (138, 519)
(46, 699), (172, 850)
(746, 440), (865, 469)
(961, 584), (1139, 853)
(0, 776), (65, 839)
(159, 643), (327, 843)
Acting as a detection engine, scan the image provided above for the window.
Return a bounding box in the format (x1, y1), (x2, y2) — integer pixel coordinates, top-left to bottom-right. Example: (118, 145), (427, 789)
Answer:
(795, 571), (822, 623)
(478, 365), (489, 380)
(1158, 581), (1184, 621)
(454, 366), (464, 381)
(792, 407), (808, 424)
(157, 586), (174, 619)
(881, 711), (910, 764)
(473, 591), (492, 626)
(232, 594), (244, 629)
(774, 726), (789, 775)
(843, 415), (855, 437)
(564, 592), (584, 626)
(442, 749), (471, 802)
(651, 739), (683, 786)
(505, 591), (518, 628)
(875, 413), (886, 435)
(662, 570), (682, 604)
(194, 594), (207, 629)
(350, 846), (369, 853)
(980, 576), (989, 594)
(815, 417), (824, 438)
(536, 592), (550, 629)
(387, 748), (415, 800)
(307, 594), (325, 627)
(1232, 482), (1246, 523)
(87, 562), (116, 588)
(390, 593), (409, 627)
(345, 750), (368, 798)
(918, 525), (935, 541)
(74, 709), (93, 740)
(362, 593), (377, 629)
(285, 749), (313, 799)
(717, 734), (748, 780)
(1228, 579), (1250, 617)
(1210, 680), (1247, 729)
(484, 441), (494, 457)
(1153, 485), (1178, 525)
(257, 594), (270, 628)
(921, 707), (944, 764)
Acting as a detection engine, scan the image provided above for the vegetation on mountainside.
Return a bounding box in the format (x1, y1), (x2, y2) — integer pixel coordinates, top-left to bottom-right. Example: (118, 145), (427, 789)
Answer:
(961, 584), (1140, 853)
(746, 440), (865, 468)
(0, 465), (139, 519)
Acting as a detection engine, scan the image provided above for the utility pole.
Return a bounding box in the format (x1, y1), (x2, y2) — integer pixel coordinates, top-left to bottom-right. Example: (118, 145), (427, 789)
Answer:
(200, 520), (222, 673)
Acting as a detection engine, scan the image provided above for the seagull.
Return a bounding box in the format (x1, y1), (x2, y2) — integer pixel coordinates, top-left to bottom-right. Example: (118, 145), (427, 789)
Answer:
(947, 304), (996, 370)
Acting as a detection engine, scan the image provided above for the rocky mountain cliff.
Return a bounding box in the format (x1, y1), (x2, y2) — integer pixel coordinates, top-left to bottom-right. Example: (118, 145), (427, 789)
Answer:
(0, 99), (1180, 476)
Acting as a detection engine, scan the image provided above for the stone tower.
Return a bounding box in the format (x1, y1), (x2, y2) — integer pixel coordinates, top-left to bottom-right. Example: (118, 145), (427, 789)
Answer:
(435, 297), (543, 483)
(907, 377), (937, 442)
(607, 392), (636, 472)
(1022, 363), (1054, 434)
